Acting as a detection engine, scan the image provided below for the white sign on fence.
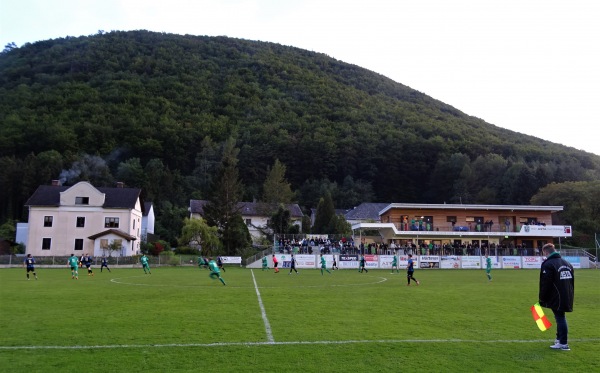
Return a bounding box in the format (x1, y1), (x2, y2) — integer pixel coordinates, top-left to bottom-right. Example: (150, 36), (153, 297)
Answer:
(461, 256), (481, 269)
(501, 256), (521, 269)
(221, 256), (242, 264)
(440, 256), (460, 269)
(379, 255), (395, 268)
(521, 256), (543, 269)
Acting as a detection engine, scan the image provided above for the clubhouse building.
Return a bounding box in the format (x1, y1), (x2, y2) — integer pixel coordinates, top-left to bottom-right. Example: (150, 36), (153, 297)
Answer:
(351, 203), (572, 251)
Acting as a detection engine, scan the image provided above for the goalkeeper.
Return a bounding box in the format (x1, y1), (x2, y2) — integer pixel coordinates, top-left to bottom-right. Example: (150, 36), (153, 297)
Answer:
(208, 257), (226, 285)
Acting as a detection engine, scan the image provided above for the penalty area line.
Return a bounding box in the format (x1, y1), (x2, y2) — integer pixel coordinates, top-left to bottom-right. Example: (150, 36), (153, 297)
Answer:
(2, 338), (600, 350)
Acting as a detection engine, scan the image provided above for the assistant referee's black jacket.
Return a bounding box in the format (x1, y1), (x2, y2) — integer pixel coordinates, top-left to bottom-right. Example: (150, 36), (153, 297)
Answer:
(539, 252), (574, 312)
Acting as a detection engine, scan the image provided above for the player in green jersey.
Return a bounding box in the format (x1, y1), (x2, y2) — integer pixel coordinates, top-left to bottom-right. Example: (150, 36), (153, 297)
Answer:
(320, 254), (331, 275)
(197, 256), (206, 269)
(67, 254), (80, 279)
(140, 254), (151, 274)
(485, 254), (492, 281)
(391, 253), (399, 273)
(208, 257), (226, 285)
(261, 255), (269, 271)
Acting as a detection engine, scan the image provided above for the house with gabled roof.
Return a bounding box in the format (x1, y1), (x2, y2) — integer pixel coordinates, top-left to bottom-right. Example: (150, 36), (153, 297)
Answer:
(189, 200), (303, 242)
(23, 181), (143, 256)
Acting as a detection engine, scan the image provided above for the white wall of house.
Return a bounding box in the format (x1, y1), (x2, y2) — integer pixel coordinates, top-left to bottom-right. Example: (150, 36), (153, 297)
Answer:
(192, 211), (301, 243)
(245, 215), (269, 240)
(92, 233), (137, 257)
(245, 215), (302, 242)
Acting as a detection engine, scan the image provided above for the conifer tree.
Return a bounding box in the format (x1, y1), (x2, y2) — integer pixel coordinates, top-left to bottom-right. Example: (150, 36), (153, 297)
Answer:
(313, 192), (335, 234)
(262, 159), (294, 204)
(202, 138), (250, 255)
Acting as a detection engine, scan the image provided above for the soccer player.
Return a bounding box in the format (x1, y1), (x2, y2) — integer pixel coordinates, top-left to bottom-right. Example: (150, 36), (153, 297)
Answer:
(332, 255), (338, 270)
(272, 254), (279, 273)
(197, 256), (206, 269)
(289, 254), (299, 274)
(67, 254), (80, 279)
(320, 254), (331, 275)
(485, 254), (492, 281)
(82, 253), (94, 276)
(358, 255), (368, 273)
(100, 256), (111, 272)
(391, 252), (399, 273)
(23, 254), (38, 280)
(140, 254), (151, 274)
(217, 256), (226, 272)
(208, 257), (226, 285)
(406, 254), (419, 286)
(261, 255), (269, 271)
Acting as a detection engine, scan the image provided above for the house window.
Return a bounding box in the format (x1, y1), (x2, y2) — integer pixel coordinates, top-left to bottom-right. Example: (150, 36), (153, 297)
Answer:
(105, 217), (119, 228)
(112, 239), (123, 252)
(75, 197), (89, 205)
(245, 219), (252, 226)
(76, 217), (85, 228)
(44, 216), (53, 227)
(42, 238), (51, 250)
(100, 239), (108, 249)
(133, 219), (136, 229)
(446, 216), (457, 223)
(74, 239), (84, 251)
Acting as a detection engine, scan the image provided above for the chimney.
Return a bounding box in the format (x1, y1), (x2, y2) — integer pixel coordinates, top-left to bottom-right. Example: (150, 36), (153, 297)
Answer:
(116, 182), (124, 188)
(51, 180), (61, 186)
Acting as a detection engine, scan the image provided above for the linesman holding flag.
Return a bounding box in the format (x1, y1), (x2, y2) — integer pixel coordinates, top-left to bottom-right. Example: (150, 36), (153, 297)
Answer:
(538, 243), (574, 351)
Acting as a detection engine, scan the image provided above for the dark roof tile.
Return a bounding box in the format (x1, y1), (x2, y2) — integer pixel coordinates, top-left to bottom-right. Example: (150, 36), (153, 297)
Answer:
(344, 203), (390, 220)
(25, 184), (141, 209)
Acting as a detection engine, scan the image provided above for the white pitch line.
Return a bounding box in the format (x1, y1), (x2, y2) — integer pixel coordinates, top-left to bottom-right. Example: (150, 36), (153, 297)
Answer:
(251, 269), (274, 343)
(1, 338), (599, 350)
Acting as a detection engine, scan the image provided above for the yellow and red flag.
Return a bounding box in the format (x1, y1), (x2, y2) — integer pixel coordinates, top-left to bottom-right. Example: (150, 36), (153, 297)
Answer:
(531, 302), (552, 331)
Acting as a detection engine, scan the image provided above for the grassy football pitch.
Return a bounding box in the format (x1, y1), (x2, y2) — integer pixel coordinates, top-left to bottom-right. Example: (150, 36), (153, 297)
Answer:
(0, 266), (598, 372)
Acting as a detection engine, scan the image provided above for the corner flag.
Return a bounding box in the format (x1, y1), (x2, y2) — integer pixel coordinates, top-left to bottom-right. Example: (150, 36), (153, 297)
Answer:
(531, 302), (552, 331)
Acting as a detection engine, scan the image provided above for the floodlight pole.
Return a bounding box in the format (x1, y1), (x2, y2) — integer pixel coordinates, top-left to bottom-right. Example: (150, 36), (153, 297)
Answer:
(594, 233), (600, 269)
(558, 236), (562, 251)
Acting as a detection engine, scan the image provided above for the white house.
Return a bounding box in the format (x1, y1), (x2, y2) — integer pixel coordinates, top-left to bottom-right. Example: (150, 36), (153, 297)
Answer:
(141, 201), (155, 242)
(189, 200), (303, 242)
(24, 181), (143, 256)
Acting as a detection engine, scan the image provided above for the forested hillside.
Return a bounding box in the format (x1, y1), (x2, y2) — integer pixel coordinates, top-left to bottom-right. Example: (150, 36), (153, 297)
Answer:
(1, 30), (599, 245)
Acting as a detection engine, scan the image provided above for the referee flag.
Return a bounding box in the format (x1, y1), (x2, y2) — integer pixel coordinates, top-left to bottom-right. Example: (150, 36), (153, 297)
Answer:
(531, 302), (552, 331)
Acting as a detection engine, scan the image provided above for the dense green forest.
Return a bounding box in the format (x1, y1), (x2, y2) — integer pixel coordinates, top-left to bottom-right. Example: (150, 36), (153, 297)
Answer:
(1, 30), (599, 247)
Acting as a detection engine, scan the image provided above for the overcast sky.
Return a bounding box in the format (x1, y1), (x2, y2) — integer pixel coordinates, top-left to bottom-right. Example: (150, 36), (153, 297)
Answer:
(2, 0), (599, 155)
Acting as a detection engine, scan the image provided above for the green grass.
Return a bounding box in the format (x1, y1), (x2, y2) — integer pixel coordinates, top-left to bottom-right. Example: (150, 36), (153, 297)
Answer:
(1, 266), (599, 372)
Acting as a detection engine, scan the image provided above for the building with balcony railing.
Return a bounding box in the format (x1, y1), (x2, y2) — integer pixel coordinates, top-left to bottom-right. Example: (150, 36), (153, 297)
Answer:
(351, 203), (571, 252)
